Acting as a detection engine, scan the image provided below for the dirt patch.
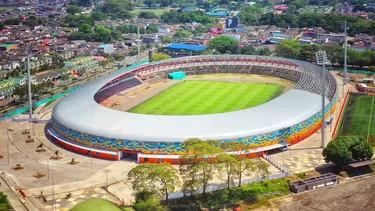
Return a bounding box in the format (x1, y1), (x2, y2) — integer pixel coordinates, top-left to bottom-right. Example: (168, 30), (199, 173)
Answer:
(33, 173), (47, 178)
(50, 156), (63, 160)
(271, 176), (375, 211)
(36, 148), (46, 153)
(12, 166), (24, 170)
(68, 161), (80, 165)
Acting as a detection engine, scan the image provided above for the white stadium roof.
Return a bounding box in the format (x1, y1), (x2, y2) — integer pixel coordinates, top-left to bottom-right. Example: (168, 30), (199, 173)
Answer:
(52, 55), (336, 143)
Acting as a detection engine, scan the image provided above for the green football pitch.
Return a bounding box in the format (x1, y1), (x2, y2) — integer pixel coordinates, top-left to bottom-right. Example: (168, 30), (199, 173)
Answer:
(129, 81), (283, 115)
(339, 95), (375, 138)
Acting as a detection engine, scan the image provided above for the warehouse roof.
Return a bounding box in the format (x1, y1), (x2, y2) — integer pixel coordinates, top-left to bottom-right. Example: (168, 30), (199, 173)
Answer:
(164, 43), (208, 52)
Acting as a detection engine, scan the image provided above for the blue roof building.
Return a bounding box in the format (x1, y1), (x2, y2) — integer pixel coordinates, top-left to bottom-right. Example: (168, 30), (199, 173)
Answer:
(164, 43), (208, 57)
(164, 43), (208, 52)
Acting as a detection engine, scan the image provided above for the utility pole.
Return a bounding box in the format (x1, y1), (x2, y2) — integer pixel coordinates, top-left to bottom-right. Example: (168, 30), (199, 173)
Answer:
(7, 142), (9, 165)
(26, 43), (32, 119)
(105, 170), (109, 199)
(47, 155), (49, 180)
(137, 24), (140, 64)
(52, 176), (55, 211)
(316, 51), (329, 148)
(343, 21), (347, 97)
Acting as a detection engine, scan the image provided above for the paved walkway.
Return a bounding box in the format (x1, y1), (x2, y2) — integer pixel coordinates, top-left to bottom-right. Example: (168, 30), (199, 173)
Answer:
(0, 175), (28, 211)
(269, 72), (354, 173)
(41, 187), (115, 211)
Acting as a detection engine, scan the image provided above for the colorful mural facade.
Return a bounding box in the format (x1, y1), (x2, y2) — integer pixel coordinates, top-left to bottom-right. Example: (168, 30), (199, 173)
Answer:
(52, 93), (338, 155)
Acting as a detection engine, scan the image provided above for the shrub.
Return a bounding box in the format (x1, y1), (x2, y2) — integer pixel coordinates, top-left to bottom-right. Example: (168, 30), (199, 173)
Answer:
(196, 179), (289, 208)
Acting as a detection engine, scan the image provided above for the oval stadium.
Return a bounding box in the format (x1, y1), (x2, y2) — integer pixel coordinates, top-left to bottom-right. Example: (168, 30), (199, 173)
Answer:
(49, 55), (338, 163)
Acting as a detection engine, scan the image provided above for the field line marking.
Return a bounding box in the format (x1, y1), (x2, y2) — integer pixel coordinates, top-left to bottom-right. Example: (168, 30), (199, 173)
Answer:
(366, 96), (375, 141)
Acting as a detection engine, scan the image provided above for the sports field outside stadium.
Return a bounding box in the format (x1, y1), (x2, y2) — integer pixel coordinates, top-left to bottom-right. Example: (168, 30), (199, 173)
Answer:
(339, 95), (375, 142)
(129, 80), (284, 115)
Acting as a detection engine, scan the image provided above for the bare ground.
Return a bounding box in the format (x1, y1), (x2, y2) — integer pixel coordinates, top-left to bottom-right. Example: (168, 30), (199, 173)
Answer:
(269, 176), (375, 211)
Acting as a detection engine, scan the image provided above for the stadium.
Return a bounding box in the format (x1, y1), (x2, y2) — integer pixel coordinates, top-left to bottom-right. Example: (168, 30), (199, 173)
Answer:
(49, 55), (338, 163)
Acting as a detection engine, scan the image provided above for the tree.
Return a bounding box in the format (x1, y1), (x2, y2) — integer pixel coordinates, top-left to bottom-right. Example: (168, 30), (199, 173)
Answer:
(208, 36), (239, 54)
(138, 11), (158, 19)
(128, 163), (180, 203)
(91, 11), (106, 21)
(24, 16), (41, 27)
(179, 162), (202, 196)
(238, 5), (263, 26)
(67, 5), (82, 15)
(289, 0), (308, 9)
(146, 24), (158, 33)
(38, 81), (54, 93)
(70, 0), (92, 7)
(112, 54), (125, 61)
(299, 44), (320, 62)
(151, 53), (171, 62)
(161, 36), (172, 44)
(79, 24), (93, 34)
(323, 136), (354, 167)
(350, 137), (373, 161)
(65, 15), (94, 27)
(240, 46), (256, 55)
(133, 194), (167, 211)
(172, 29), (192, 41)
(254, 158), (270, 178)
(61, 74), (69, 81)
(220, 142), (254, 187)
(0, 192), (11, 211)
(12, 84), (40, 102)
(216, 154), (238, 189)
(4, 18), (20, 25)
(180, 138), (223, 195)
(257, 47), (272, 56)
(94, 26), (113, 42)
(275, 40), (301, 59)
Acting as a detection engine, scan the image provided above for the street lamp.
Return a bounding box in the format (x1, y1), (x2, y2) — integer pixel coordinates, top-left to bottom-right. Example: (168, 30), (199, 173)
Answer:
(52, 175), (56, 211)
(26, 43), (33, 119)
(137, 24), (140, 64)
(316, 50), (330, 148)
(104, 169), (109, 200)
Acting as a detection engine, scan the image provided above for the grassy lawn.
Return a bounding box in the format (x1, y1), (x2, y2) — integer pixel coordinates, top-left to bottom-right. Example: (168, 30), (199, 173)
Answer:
(129, 81), (283, 115)
(71, 198), (124, 211)
(0, 7), (15, 12)
(132, 8), (171, 16)
(169, 178), (290, 210)
(339, 95), (375, 139)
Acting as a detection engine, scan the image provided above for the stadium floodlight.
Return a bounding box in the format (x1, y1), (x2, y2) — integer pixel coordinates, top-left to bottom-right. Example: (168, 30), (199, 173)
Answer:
(341, 21), (348, 96)
(26, 43), (32, 119)
(315, 50), (329, 148)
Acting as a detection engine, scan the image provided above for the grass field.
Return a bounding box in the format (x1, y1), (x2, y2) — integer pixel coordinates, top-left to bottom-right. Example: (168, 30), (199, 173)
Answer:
(339, 95), (375, 140)
(71, 198), (126, 211)
(129, 81), (283, 115)
(0, 7), (15, 12)
(132, 8), (170, 16)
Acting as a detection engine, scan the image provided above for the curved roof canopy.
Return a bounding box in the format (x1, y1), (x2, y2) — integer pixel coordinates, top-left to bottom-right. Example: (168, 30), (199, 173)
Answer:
(52, 55), (337, 143)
